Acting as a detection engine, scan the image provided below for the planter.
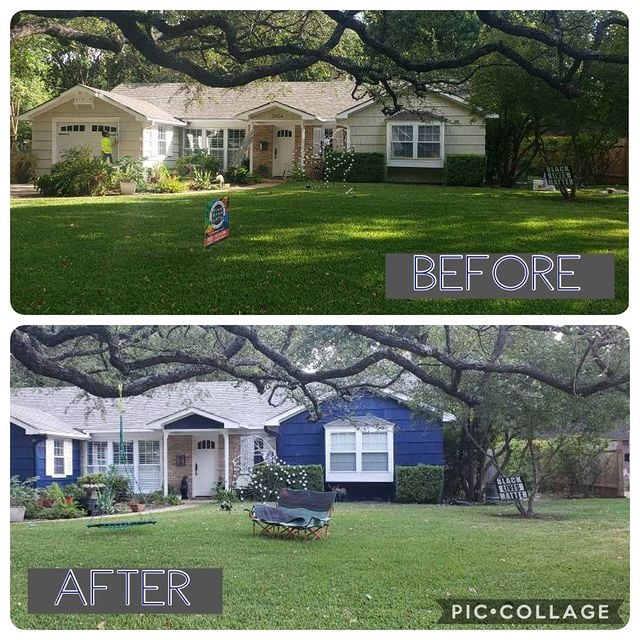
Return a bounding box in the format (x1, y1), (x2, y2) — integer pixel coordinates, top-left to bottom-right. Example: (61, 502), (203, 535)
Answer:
(120, 181), (137, 195)
(129, 502), (146, 513)
(10, 506), (26, 522)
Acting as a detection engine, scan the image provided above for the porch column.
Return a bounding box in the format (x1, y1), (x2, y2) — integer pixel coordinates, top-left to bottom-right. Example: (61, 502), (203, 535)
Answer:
(223, 431), (230, 490)
(300, 123), (306, 167)
(248, 122), (254, 174)
(162, 430), (169, 496)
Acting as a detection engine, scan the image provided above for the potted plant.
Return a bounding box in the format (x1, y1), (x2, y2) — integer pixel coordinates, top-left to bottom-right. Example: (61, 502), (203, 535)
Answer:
(128, 498), (146, 512)
(10, 475), (38, 522)
(114, 156), (145, 195)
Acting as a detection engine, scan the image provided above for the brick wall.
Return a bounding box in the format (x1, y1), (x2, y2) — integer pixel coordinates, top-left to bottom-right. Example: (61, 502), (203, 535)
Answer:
(167, 434), (192, 497)
(228, 434), (241, 486)
(252, 125), (274, 177)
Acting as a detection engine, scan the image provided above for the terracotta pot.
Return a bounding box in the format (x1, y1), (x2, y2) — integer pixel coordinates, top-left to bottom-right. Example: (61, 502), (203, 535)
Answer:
(129, 502), (146, 512)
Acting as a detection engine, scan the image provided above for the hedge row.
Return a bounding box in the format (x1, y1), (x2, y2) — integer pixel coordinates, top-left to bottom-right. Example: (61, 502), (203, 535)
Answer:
(324, 151), (386, 183)
(395, 464), (444, 503)
(445, 154), (486, 186)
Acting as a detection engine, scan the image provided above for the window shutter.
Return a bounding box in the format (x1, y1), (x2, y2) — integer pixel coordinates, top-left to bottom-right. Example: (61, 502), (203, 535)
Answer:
(64, 440), (73, 476)
(45, 438), (54, 477)
(165, 127), (174, 158)
(312, 127), (322, 155)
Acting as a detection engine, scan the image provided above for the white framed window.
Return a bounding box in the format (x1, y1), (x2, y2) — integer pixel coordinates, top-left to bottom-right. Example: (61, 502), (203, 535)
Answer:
(112, 441), (134, 466)
(206, 129), (224, 167)
(184, 128), (203, 153)
(324, 423), (394, 482)
(87, 441), (109, 474)
(53, 439), (65, 475)
(387, 122), (445, 168)
(312, 127), (335, 156)
(139, 440), (160, 465)
(157, 126), (167, 155)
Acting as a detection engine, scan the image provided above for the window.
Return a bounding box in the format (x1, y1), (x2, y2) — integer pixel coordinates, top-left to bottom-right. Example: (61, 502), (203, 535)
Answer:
(206, 129), (225, 166)
(87, 441), (109, 474)
(325, 423), (394, 482)
(157, 126), (167, 155)
(91, 125), (117, 133)
(276, 129), (292, 138)
(112, 441), (134, 465)
(53, 439), (65, 475)
(196, 440), (216, 450)
(312, 127), (335, 156)
(184, 128), (203, 152)
(253, 437), (266, 466)
(139, 440), (160, 465)
(388, 122), (443, 167)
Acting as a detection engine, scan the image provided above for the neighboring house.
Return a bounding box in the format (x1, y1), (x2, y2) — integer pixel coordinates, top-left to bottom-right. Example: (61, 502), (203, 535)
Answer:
(10, 382), (448, 500)
(19, 81), (488, 182)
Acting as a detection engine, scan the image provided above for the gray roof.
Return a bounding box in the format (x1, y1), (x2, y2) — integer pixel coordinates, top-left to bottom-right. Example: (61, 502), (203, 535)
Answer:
(10, 382), (298, 435)
(88, 85), (184, 126)
(10, 403), (89, 439)
(110, 81), (362, 121)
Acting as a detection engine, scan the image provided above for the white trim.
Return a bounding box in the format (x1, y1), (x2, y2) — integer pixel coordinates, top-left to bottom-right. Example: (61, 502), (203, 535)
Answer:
(52, 116), (121, 165)
(186, 119), (246, 128)
(45, 438), (54, 477)
(147, 406), (240, 430)
(63, 439), (73, 476)
(235, 100), (316, 120)
(386, 121), (445, 169)
(324, 422), (395, 483)
(163, 431), (169, 496)
(335, 98), (376, 118)
(10, 416), (89, 439)
(223, 432), (230, 490)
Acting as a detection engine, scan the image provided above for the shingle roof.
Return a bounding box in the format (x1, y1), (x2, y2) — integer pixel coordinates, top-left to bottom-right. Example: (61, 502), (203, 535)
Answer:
(110, 81), (362, 121)
(10, 403), (89, 439)
(11, 382), (299, 434)
(87, 85), (184, 126)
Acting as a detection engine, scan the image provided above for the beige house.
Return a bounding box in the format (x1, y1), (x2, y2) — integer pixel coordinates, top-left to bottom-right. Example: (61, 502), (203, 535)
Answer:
(20, 81), (488, 181)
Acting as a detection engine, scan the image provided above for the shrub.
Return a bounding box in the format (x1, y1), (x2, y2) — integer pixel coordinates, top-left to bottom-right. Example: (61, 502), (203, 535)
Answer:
(297, 464), (324, 491)
(190, 167), (215, 190)
(396, 465), (444, 503)
(150, 176), (189, 193)
(445, 155), (486, 186)
(324, 151), (385, 183)
(225, 165), (258, 185)
(11, 148), (38, 183)
(175, 151), (220, 177)
(239, 458), (311, 502)
(35, 147), (114, 196)
(112, 156), (146, 184)
(35, 501), (86, 520)
(10, 475), (39, 509)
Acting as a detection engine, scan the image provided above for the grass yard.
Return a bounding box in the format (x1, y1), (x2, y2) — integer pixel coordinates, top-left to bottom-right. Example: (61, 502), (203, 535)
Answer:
(10, 183), (627, 314)
(11, 498), (628, 630)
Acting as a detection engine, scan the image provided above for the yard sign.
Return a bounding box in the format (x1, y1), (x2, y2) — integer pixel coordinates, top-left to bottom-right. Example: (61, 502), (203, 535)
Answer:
(544, 165), (575, 187)
(204, 197), (230, 248)
(494, 476), (529, 501)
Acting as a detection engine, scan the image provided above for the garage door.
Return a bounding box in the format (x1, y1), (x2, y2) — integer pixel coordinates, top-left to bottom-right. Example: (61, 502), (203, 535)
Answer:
(56, 123), (118, 162)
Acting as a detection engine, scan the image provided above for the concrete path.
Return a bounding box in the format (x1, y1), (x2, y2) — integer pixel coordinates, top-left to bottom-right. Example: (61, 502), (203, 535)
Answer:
(10, 184), (39, 198)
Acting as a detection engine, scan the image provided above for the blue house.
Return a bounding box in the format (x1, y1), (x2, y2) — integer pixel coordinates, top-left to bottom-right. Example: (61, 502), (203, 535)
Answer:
(266, 392), (446, 500)
(10, 383), (449, 500)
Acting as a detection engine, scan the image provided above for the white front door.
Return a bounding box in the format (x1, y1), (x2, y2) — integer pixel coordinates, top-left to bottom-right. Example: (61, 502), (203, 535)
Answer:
(192, 438), (217, 496)
(272, 128), (295, 177)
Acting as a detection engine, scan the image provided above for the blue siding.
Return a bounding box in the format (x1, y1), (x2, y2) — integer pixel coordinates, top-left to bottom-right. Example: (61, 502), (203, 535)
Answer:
(165, 415), (224, 430)
(10, 423), (37, 480)
(276, 394), (444, 500)
(11, 423), (82, 487)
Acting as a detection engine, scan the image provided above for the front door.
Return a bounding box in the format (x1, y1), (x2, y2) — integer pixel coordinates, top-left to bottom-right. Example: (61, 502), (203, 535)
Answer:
(192, 438), (217, 496)
(272, 128), (295, 177)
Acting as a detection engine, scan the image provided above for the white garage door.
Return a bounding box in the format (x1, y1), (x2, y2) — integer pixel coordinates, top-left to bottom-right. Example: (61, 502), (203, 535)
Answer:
(56, 122), (118, 162)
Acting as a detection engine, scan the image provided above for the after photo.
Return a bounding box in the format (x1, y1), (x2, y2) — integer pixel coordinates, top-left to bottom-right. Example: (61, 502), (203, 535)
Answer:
(9, 325), (630, 629)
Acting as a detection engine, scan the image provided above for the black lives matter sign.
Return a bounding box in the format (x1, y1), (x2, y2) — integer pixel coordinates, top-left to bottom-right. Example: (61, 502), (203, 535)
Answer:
(495, 476), (528, 501)
(544, 165), (575, 187)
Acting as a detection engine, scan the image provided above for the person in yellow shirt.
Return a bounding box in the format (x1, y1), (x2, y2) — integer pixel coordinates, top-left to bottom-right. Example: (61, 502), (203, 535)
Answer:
(100, 130), (115, 162)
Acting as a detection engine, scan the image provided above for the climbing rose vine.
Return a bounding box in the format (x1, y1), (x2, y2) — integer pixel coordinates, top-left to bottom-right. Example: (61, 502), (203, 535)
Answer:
(238, 458), (309, 503)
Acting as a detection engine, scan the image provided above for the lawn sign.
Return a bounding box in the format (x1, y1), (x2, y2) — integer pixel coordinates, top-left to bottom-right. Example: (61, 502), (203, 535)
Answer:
(204, 197), (230, 248)
(544, 165), (575, 188)
(494, 476), (529, 501)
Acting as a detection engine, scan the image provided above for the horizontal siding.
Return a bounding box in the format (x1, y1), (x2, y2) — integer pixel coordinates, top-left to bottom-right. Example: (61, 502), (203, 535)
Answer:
(277, 394), (444, 474)
(346, 94), (486, 159)
(10, 424), (36, 480)
(165, 414), (224, 430)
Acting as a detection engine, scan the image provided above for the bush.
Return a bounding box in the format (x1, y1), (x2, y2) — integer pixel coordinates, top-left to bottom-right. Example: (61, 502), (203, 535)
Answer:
(175, 151), (220, 177)
(445, 155), (486, 186)
(112, 156), (146, 184)
(396, 465), (444, 503)
(324, 151), (385, 183)
(150, 176), (189, 193)
(225, 165), (259, 185)
(35, 501), (86, 520)
(190, 168), (215, 190)
(35, 147), (114, 196)
(239, 458), (311, 502)
(11, 148), (38, 183)
(297, 464), (324, 491)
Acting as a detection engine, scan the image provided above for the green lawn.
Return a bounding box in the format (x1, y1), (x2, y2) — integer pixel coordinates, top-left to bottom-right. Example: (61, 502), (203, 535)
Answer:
(10, 183), (628, 314)
(11, 499), (629, 629)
